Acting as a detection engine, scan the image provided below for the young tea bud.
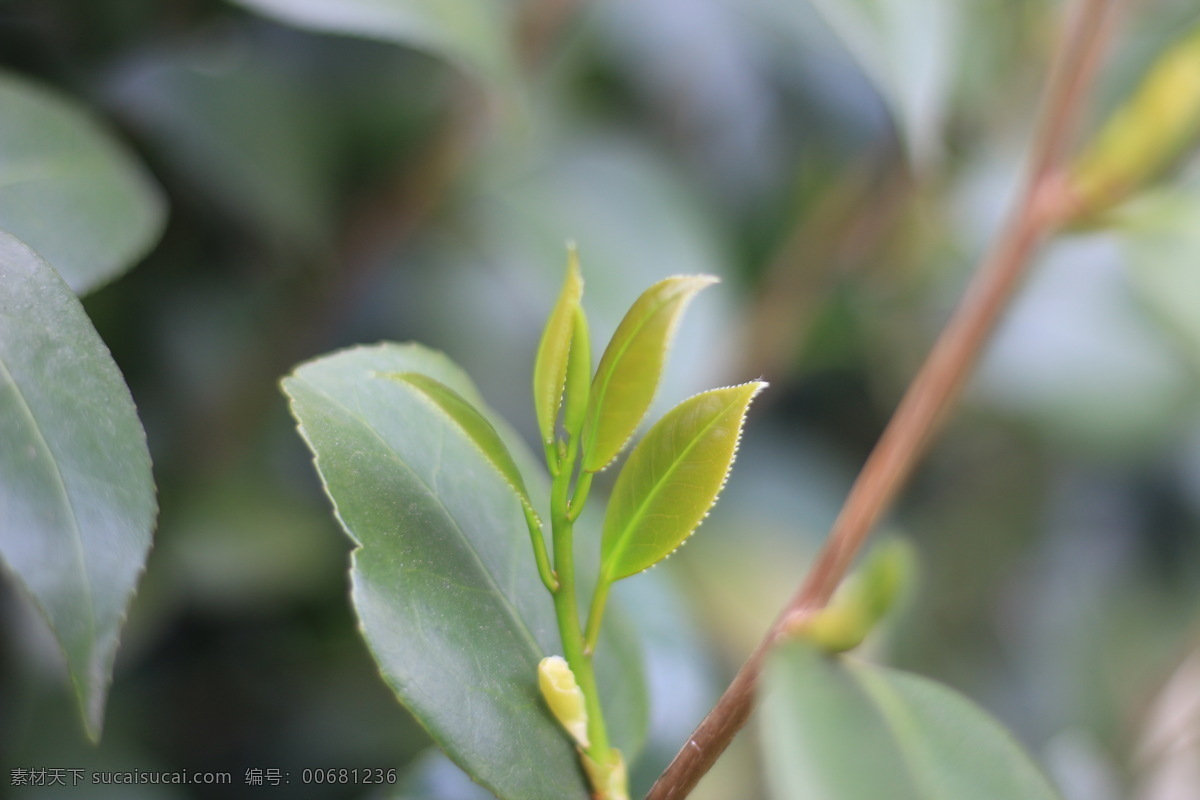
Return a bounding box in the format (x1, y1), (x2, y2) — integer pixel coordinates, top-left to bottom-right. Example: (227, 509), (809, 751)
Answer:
(789, 604), (871, 654)
(562, 306), (591, 441)
(1069, 24), (1200, 221)
(537, 656), (590, 749)
(787, 539), (914, 654)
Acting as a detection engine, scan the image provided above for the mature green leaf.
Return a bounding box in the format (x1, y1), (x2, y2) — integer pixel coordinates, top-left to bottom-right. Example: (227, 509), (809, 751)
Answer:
(1118, 187), (1200, 365)
(600, 381), (765, 582)
(807, 0), (959, 165)
(761, 641), (1063, 800)
(582, 276), (718, 472)
(231, 0), (518, 94)
(283, 343), (646, 799)
(0, 71), (165, 295)
(108, 47), (335, 252)
(0, 232), (156, 738)
(533, 248), (584, 448)
(381, 371), (539, 524)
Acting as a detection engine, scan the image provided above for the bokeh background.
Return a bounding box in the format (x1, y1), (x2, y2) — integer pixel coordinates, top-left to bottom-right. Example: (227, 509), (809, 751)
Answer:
(2, 0), (1200, 798)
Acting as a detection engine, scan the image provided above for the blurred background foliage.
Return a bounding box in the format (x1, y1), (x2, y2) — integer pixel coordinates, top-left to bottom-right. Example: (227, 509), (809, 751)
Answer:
(2, 0), (1200, 798)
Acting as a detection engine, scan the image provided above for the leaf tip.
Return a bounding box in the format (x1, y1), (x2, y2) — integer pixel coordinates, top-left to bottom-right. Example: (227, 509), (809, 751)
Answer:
(601, 379), (767, 579)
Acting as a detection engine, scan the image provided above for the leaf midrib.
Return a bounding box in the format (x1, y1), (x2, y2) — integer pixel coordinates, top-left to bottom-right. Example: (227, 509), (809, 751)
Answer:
(586, 285), (684, 468)
(604, 390), (739, 578)
(298, 376), (546, 659)
(849, 664), (938, 799)
(0, 353), (96, 647)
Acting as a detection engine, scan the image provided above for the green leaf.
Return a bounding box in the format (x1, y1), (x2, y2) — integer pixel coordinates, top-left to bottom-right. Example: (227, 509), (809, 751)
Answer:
(109, 48), (335, 252)
(282, 343), (646, 799)
(0, 231), (156, 738)
(0, 71), (165, 295)
(807, 0), (959, 165)
(562, 306), (591, 442)
(1117, 187), (1200, 365)
(381, 371), (539, 525)
(231, 0), (519, 95)
(761, 641), (1064, 800)
(582, 275), (718, 473)
(533, 248), (584, 449)
(600, 381), (766, 582)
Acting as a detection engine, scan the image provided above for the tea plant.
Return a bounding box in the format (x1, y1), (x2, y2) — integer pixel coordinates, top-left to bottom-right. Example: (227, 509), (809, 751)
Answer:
(278, 2), (1200, 798)
(0, 72), (163, 740)
(282, 250), (765, 799)
(4, 0), (1200, 798)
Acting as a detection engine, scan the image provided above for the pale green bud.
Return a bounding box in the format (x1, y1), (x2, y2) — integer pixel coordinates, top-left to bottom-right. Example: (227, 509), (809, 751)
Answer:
(537, 656), (590, 749)
(1070, 25), (1200, 221)
(788, 539), (914, 654)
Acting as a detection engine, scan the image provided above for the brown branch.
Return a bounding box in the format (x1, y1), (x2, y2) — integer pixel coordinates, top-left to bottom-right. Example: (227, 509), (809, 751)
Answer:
(646, 1), (1121, 797)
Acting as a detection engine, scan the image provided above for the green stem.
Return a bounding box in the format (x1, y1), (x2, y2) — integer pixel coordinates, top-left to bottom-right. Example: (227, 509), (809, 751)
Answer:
(583, 576), (610, 655)
(543, 439), (560, 477)
(524, 504), (558, 593)
(567, 470), (593, 522)
(550, 438), (613, 770)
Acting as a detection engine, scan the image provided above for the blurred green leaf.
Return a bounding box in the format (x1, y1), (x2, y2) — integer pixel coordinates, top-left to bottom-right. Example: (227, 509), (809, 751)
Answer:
(1117, 187), (1200, 367)
(807, 0), (959, 164)
(0, 231), (156, 739)
(282, 343), (645, 799)
(973, 235), (1191, 456)
(109, 43), (335, 251)
(601, 381), (766, 582)
(583, 275), (718, 472)
(231, 0), (519, 93)
(761, 641), (1063, 800)
(533, 248), (583, 449)
(0, 71), (165, 294)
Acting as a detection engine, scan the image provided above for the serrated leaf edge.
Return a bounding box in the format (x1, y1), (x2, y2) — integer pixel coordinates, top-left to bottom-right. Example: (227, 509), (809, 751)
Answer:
(0, 234), (158, 738)
(584, 274), (719, 473)
(604, 379), (766, 580)
(281, 357), (598, 798)
(534, 248), (584, 448)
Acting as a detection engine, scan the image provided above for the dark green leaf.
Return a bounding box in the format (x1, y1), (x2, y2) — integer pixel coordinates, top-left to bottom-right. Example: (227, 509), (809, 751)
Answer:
(231, 0), (518, 94)
(0, 71), (165, 294)
(381, 371), (539, 524)
(533, 248), (584, 448)
(282, 343), (646, 799)
(0, 231), (156, 738)
(108, 49), (334, 252)
(761, 641), (1063, 800)
(582, 275), (718, 472)
(600, 381), (765, 582)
